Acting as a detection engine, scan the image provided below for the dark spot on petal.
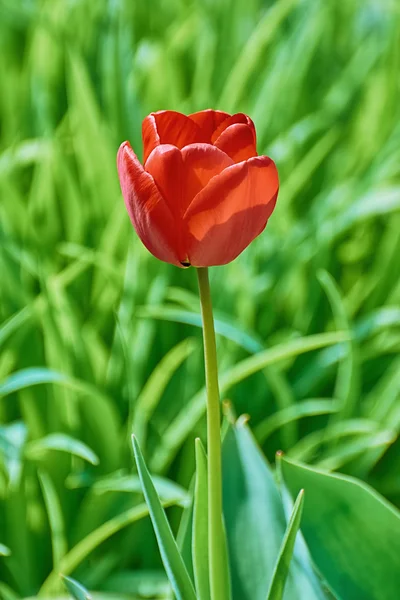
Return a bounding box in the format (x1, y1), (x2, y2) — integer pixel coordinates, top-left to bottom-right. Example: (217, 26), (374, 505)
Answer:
(180, 260), (191, 268)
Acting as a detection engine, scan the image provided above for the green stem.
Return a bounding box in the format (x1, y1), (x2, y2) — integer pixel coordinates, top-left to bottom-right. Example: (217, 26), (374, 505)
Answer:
(197, 267), (230, 600)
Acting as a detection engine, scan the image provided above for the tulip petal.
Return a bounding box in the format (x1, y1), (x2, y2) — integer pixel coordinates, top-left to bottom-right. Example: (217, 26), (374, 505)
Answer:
(213, 123), (257, 163)
(142, 111), (203, 162)
(184, 155), (279, 266)
(145, 144), (184, 217)
(211, 113), (256, 144)
(181, 144), (234, 212)
(145, 143), (233, 217)
(117, 142), (182, 266)
(189, 109), (231, 141)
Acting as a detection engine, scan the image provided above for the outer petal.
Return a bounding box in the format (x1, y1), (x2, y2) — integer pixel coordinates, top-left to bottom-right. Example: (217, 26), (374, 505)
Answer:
(181, 144), (234, 212)
(145, 143), (233, 217)
(211, 113), (256, 144)
(145, 144), (184, 219)
(117, 142), (182, 266)
(213, 123), (257, 163)
(188, 109), (231, 141)
(142, 111), (203, 162)
(184, 155), (279, 266)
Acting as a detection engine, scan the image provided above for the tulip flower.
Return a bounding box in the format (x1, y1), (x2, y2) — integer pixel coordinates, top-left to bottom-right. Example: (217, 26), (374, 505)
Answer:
(117, 109), (279, 267)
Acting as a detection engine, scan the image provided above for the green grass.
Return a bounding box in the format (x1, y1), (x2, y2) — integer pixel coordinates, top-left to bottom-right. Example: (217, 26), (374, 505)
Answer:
(0, 0), (399, 596)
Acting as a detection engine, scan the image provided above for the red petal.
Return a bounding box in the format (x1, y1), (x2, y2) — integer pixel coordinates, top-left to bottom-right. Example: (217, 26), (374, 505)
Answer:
(145, 144), (184, 217)
(211, 113), (256, 144)
(181, 144), (233, 213)
(117, 142), (182, 266)
(184, 155), (279, 266)
(189, 109), (231, 141)
(145, 143), (233, 217)
(214, 123), (257, 163)
(142, 114), (159, 163)
(142, 111), (203, 162)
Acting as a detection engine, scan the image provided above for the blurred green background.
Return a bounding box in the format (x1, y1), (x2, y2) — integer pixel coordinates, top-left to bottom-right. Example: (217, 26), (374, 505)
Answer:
(1, 0), (399, 597)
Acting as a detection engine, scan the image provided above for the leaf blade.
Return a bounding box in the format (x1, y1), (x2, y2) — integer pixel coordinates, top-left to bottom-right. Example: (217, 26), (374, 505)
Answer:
(281, 456), (400, 600)
(266, 490), (305, 600)
(62, 575), (92, 600)
(193, 438), (211, 600)
(132, 435), (197, 600)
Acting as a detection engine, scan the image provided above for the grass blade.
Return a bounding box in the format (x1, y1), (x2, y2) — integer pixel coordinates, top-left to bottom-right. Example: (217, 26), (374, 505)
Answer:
(27, 434), (99, 465)
(40, 501), (175, 594)
(62, 575), (92, 600)
(152, 331), (349, 472)
(266, 490), (305, 600)
(132, 435), (197, 600)
(193, 438), (211, 600)
(38, 470), (67, 571)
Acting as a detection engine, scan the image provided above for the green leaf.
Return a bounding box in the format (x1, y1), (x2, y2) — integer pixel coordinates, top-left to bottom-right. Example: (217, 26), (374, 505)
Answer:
(38, 470), (67, 570)
(137, 306), (264, 354)
(40, 502), (174, 594)
(62, 575), (92, 600)
(0, 367), (121, 470)
(0, 582), (19, 600)
(26, 434), (99, 465)
(0, 367), (67, 396)
(193, 438), (211, 600)
(0, 421), (27, 487)
(281, 456), (400, 600)
(92, 473), (189, 506)
(176, 479), (195, 581)
(152, 331), (349, 472)
(131, 435), (197, 600)
(255, 399), (339, 443)
(101, 569), (169, 596)
(0, 542), (11, 556)
(318, 269), (359, 422)
(266, 490), (304, 600)
(222, 418), (329, 600)
(132, 337), (197, 447)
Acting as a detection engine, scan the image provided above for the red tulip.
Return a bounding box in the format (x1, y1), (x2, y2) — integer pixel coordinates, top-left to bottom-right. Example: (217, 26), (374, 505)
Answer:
(117, 109), (279, 267)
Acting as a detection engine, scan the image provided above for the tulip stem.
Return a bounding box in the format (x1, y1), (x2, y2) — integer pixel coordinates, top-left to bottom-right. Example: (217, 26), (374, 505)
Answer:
(197, 267), (230, 600)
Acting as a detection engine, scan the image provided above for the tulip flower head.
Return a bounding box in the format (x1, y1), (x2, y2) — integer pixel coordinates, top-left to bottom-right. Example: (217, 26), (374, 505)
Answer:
(117, 109), (279, 267)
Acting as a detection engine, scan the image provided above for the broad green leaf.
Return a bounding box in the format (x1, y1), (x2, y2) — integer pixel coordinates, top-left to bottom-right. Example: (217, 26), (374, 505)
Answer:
(222, 419), (329, 600)
(62, 575), (92, 600)
(281, 456), (400, 600)
(131, 435), (197, 600)
(192, 438), (210, 600)
(266, 490), (304, 600)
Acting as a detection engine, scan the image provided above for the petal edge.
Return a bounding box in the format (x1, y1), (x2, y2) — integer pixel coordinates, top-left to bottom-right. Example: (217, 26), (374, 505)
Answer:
(184, 155), (279, 266)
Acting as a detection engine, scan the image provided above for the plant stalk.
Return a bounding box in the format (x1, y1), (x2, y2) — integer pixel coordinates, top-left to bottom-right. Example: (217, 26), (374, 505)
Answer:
(197, 267), (230, 600)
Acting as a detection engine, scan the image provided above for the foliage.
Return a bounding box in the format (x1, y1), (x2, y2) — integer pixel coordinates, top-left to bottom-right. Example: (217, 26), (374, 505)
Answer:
(0, 0), (399, 597)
